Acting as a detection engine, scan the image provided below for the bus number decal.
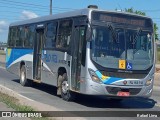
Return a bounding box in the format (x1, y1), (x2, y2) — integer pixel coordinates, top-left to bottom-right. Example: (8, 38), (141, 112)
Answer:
(45, 54), (57, 63)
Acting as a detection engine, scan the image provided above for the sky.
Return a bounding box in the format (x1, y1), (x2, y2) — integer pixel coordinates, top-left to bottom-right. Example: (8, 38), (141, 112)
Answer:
(0, 0), (160, 42)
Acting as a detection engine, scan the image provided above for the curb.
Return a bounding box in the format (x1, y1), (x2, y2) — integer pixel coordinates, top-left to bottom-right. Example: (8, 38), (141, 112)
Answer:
(0, 85), (86, 120)
(0, 85), (60, 111)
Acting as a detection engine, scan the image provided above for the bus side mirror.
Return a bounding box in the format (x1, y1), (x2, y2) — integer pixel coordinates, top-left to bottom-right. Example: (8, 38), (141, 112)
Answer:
(86, 26), (92, 42)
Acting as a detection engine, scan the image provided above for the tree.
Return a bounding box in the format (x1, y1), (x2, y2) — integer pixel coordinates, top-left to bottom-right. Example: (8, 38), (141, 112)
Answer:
(125, 8), (159, 40)
(125, 7), (146, 16)
(154, 23), (159, 40)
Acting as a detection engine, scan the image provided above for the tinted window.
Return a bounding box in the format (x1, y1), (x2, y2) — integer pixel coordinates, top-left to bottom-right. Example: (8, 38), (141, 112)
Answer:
(28, 25), (35, 47)
(16, 26), (23, 47)
(45, 22), (57, 48)
(24, 26), (29, 47)
(13, 27), (22, 47)
(8, 27), (15, 47)
(24, 25), (35, 47)
(56, 20), (72, 49)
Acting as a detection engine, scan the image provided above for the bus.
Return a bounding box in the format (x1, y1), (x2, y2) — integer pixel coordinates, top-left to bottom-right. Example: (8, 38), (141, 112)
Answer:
(6, 6), (155, 101)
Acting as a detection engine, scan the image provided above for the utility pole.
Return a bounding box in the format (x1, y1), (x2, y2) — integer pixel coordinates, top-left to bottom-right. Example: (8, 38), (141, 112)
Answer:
(50, 0), (52, 15)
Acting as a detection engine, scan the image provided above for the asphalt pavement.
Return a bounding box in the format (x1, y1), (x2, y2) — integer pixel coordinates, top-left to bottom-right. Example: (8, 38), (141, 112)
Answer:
(0, 67), (160, 120)
(0, 56), (160, 120)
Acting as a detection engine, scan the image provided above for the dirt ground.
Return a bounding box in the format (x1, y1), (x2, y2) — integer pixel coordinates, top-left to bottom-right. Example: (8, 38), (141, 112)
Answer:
(0, 54), (5, 63)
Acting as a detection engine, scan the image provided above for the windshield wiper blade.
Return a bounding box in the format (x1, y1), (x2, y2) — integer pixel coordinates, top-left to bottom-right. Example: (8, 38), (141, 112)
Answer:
(133, 28), (142, 53)
(133, 28), (142, 44)
(108, 24), (118, 43)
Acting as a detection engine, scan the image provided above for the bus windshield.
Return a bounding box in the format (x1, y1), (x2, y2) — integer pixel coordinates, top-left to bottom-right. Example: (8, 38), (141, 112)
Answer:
(91, 25), (153, 70)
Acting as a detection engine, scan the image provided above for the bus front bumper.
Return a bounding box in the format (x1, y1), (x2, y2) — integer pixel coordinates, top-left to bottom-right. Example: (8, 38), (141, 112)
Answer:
(85, 81), (153, 98)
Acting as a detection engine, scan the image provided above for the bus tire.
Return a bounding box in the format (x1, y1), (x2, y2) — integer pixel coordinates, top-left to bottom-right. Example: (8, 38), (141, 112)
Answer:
(20, 65), (28, 86)
(60, 73), (74, 101)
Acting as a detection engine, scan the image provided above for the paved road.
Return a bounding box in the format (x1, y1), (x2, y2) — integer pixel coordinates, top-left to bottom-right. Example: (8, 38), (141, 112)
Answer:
(0, 62), (5, 68)
(0, 68), (160, 120)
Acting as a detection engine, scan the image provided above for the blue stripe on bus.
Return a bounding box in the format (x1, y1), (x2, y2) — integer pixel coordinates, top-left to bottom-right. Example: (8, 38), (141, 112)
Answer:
(6, 48), (33, 68)
(103, 77), (122, 84)
(95, 70), (123, 84)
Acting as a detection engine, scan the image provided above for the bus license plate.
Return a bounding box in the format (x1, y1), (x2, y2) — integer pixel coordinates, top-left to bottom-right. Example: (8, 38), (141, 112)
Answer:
(117, 91), (130, 96)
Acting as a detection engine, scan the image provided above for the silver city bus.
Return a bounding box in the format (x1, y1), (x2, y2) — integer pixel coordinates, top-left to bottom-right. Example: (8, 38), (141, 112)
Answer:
(6, 6), (155, 101)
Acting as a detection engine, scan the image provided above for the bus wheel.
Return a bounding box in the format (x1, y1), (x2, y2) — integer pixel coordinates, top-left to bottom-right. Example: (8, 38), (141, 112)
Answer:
(60, 74), (74, 101)
(20, 65), (28, 86)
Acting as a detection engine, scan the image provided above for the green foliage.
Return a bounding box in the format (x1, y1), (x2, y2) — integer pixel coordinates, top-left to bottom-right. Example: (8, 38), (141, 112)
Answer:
(125, 7), (146, 16)
(0, 92), (34, 111)
(0, 92), (51, 120)
(0, 50), (5, 55)
(154, 23), (159, 40)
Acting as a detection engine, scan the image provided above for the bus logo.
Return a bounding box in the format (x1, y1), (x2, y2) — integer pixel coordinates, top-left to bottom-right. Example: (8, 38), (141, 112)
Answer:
(123, 80), (127, 85)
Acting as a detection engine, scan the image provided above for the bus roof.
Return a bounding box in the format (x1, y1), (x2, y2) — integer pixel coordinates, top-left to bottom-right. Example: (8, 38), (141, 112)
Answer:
(10, 9), (90, 26)
(10, 8), (152, 27)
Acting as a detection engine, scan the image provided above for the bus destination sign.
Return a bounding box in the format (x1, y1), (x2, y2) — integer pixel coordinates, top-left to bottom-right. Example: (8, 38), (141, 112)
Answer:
(92, 11), (152, 27)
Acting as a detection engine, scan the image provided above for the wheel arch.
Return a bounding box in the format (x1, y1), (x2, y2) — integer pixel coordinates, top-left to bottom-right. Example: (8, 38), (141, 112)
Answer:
(20, 61), (25, 69)
(57, 67), (67, 85)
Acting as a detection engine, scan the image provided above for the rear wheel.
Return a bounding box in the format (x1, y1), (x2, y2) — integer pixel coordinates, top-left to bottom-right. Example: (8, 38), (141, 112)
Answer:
(58, 73), (75, 101)
(20, 65), (28, 86)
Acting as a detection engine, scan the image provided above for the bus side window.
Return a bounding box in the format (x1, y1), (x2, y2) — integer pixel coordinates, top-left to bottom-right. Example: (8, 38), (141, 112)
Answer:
(8, 27), (15, 47)
(13, 27), (22, 47)
(24, 26), (30, 47)
(28, 25), (35, 48)
(56, 20), (72, 50)
(17, 26), (24, 47)
(45, 22), (57, 48)
(24, 25), (34, 48)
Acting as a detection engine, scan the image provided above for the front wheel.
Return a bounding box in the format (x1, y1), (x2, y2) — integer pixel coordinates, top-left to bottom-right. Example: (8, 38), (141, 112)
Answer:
(58, 74), (75, 101)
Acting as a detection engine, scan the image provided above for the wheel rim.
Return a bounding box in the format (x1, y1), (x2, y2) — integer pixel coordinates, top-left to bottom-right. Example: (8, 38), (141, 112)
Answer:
(62, 80), (69, 94)
(21, 71), (25, 83)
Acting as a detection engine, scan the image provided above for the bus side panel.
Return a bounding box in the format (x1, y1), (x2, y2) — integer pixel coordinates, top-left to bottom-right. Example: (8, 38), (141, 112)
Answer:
(25, 60), (33, 80)
(6, 48), (33, 79)
(6, 48), (15, 74)
(41, 50), (71, 86)
(41, 50), (57, 85)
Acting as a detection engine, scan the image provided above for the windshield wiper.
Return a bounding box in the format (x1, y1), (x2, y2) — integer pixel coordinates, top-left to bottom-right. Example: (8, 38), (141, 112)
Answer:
(108, 24), (118, 43)
(133, 28), (142, 53)
(133, 28), (142, 44)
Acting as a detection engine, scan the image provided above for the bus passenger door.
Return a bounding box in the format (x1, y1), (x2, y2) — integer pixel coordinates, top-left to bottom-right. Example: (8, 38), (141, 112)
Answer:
(33, 25), (44, 80)
(71, 26), (86, 91)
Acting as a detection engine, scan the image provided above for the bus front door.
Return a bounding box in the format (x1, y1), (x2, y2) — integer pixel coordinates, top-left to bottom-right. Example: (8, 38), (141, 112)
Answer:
(33, 26), (44, 81)
(71, 26), (85, 91)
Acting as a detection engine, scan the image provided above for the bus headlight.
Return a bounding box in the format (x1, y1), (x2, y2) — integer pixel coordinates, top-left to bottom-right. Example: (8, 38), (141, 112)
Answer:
(145, 79), (152, 86)
(88, 68), (102, 83)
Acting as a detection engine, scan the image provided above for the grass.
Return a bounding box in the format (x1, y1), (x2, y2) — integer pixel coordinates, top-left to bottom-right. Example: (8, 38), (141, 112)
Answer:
(0, 50), (5, 55)
(0, 92), (52, 120)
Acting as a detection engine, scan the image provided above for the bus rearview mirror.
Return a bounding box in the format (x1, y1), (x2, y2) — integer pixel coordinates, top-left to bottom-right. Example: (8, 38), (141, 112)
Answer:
(86, 26), (92, 42)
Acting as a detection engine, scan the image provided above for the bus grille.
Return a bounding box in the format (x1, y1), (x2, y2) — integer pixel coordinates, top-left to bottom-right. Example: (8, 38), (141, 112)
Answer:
(100, 71), (147, 79)
(106, 86), (142, 95)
